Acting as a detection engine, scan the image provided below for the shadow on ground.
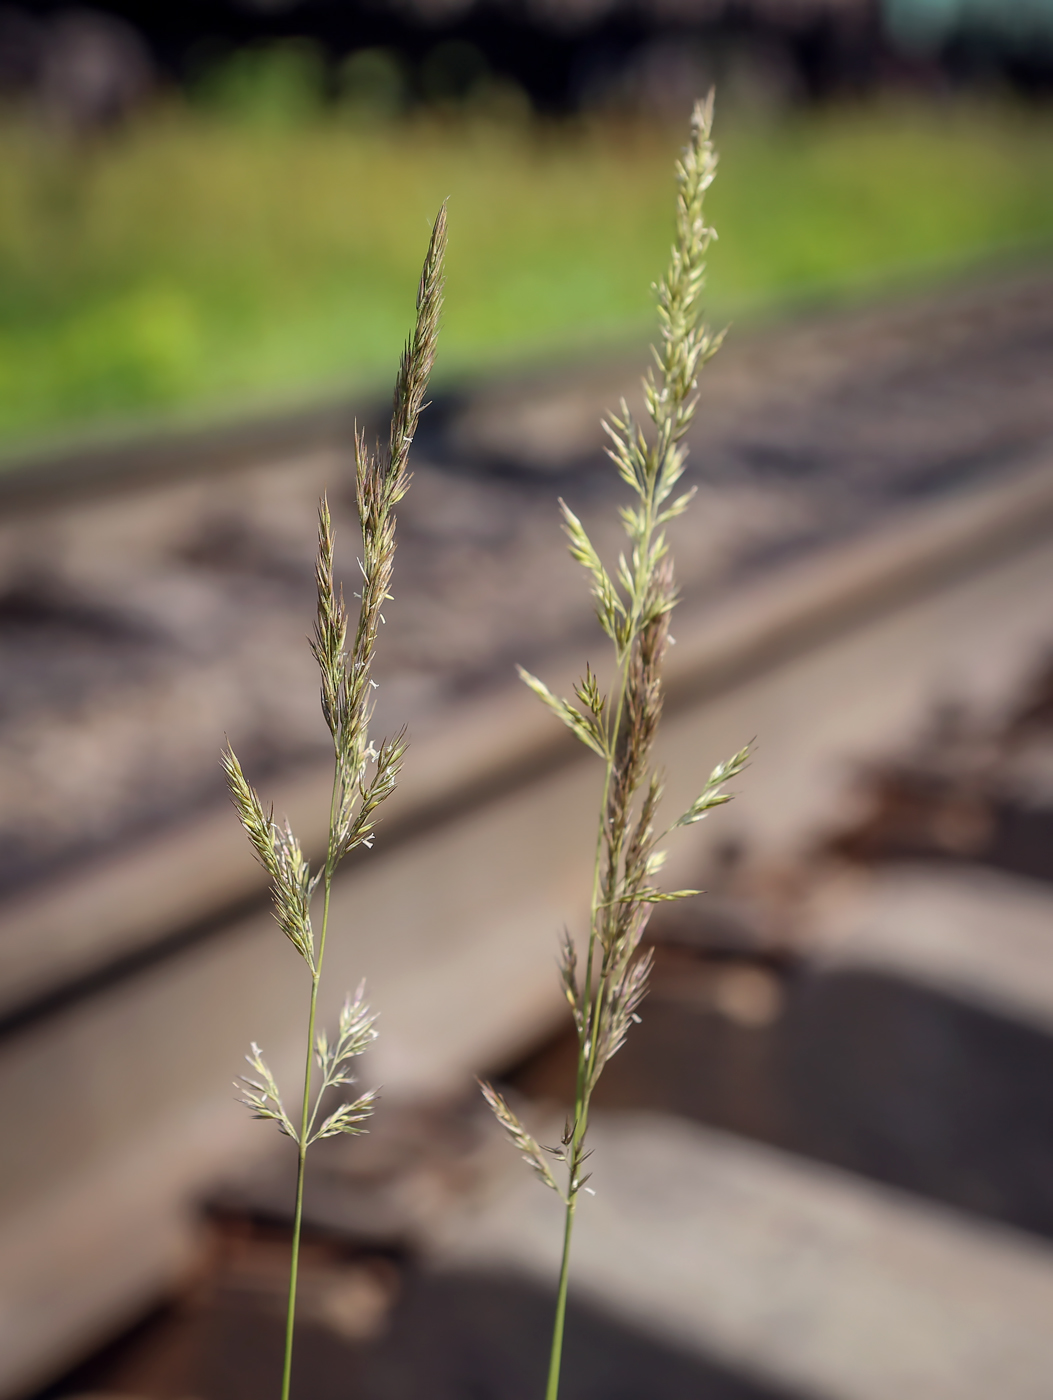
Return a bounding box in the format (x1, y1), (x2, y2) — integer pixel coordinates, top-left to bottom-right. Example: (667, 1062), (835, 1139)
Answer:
(49, 1266), (803, 1400)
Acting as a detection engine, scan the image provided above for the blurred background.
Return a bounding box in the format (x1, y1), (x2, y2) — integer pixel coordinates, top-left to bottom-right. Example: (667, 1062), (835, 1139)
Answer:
(0, 0), (1052, 451)
(2, 1), (1053, 1398)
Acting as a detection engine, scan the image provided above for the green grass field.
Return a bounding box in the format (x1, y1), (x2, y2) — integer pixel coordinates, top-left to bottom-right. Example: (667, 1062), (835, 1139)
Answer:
(1, 99), (1051, 452)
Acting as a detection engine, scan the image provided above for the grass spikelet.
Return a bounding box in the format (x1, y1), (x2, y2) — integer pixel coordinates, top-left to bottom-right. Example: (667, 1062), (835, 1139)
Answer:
(223, 202), (446, 1400)
(479, 95), (749, 1400)
(478, 1080), (564, 1196)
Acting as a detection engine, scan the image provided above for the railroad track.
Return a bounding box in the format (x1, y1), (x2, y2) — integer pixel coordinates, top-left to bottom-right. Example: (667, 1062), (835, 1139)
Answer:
(4, 266), (1053, 1399)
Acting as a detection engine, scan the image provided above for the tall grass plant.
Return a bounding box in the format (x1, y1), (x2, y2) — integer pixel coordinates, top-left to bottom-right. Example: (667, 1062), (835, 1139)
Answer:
(222, 204), (446, 1400)
(480, 96), (748, 1400)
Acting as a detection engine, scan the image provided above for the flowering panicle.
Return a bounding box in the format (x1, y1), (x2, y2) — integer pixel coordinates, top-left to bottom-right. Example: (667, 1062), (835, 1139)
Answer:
(222, 203), (447, 1400)
(478, 96), (748, 1400)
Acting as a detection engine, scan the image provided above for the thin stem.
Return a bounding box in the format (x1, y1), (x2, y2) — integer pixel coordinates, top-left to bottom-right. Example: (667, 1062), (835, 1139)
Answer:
(280, 767), (339, 1400)
(545, 1194), (578, 1400)
(280, 989), (313, 1400)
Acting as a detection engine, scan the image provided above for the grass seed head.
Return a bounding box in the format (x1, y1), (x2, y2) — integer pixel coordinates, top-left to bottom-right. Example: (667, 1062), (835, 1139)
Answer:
(489, 99), (750, 1238)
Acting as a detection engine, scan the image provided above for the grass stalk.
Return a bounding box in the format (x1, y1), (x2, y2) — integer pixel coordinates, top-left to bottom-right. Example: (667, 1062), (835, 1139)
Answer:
(545, 1194), (578, 1400)
(222, 202), (446, 1400)
(282, 1135), (307, 1400)
(480, 95), (750, 1400)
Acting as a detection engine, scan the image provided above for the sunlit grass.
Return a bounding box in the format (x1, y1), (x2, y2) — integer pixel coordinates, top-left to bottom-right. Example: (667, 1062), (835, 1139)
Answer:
(0, 98), (1051, 451)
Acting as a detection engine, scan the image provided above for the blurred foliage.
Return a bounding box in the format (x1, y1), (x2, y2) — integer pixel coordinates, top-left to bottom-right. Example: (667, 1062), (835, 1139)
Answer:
(192, 40), (329, 128)
(0, 91), (1052, 451)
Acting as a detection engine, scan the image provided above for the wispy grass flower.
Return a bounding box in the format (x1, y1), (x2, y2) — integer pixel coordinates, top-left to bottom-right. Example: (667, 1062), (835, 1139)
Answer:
(223, 202), (446, 1400)
(480, 95), (749, 1400)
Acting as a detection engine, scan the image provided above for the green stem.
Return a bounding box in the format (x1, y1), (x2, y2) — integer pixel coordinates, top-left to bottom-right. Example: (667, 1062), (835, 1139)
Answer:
(281, 1007), (313, 1400)
(280, 770), (339, 1400)
(545, 1192), (578, 1400)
